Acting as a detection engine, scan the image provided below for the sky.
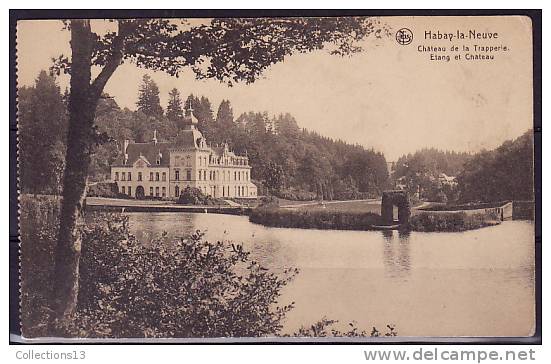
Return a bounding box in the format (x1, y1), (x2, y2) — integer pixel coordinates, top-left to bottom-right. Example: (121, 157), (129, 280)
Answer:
(16, 16), (533, 161)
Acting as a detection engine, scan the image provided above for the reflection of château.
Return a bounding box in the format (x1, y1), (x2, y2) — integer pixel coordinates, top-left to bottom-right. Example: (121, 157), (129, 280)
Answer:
(110, 105), (257, 199)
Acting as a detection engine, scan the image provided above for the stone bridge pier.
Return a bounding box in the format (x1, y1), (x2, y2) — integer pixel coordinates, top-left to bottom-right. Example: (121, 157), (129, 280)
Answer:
(381, 190), (411, 225)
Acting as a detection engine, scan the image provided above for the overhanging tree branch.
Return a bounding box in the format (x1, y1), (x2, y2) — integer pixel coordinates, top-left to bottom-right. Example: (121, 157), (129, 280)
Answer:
(50, 16), (388, 329)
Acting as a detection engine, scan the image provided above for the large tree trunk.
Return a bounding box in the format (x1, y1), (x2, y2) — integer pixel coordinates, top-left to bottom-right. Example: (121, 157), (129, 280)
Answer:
(52, 19), (96, 324)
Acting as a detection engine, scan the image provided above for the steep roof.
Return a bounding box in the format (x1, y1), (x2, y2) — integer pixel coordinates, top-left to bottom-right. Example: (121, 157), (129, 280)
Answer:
(172, 129), (203, 150)
(112, 142), (172, 167)
(112, 128), (250, 168)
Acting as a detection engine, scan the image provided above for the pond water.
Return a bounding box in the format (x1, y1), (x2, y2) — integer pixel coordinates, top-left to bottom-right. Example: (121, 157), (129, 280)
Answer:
(126, 212), (535, 337)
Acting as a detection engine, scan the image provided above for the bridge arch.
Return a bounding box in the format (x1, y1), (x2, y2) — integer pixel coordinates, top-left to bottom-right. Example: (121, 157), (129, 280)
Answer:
(381, 190), (411, 225)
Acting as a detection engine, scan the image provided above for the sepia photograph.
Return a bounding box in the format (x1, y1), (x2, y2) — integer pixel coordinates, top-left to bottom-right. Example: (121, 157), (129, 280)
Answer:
(12, 11), (539, 342)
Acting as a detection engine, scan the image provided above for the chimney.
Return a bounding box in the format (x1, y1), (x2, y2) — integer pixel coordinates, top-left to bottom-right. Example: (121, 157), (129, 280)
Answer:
(153, 129), (158, 145)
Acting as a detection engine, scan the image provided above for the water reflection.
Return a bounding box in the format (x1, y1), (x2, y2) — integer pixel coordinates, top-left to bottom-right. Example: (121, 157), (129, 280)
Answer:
(129, 212), (197, 243)
(245, 237), (294, 275)
(382, 230), (411, 279)
(123, 212), (535, 336)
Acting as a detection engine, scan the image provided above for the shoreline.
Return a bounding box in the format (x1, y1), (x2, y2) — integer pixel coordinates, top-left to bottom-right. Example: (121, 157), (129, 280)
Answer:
(84, 196), (518, 232)
(85, 197), (252, 215)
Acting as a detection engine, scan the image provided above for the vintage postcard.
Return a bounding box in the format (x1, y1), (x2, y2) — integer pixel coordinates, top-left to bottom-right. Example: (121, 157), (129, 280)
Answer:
(14, 13), (538, 342)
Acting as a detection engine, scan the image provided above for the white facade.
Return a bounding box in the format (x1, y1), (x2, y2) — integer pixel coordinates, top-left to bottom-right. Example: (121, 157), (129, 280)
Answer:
(110, 113), (257, 200)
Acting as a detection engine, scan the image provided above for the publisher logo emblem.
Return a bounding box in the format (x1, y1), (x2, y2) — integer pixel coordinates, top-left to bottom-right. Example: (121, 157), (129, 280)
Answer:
(396, 28), (413, 45)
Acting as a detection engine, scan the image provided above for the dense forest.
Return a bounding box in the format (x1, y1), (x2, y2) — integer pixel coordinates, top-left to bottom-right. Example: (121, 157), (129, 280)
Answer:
(392, 133), (534, 203)
(18, 71), (534, 203)
(456, 130), (534, 202)
(393, 148), (472, 179)
(18, 71), (68, 195)
(18, 71), (390, 200)
(391, 149), (473, 202)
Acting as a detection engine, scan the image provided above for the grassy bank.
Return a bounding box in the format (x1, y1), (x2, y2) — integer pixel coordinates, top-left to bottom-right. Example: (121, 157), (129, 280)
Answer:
(293, 200), (382, 214)
(409, 211), (501, 232)
(251, 202), (502, 232)
(249, 207), (383, 230)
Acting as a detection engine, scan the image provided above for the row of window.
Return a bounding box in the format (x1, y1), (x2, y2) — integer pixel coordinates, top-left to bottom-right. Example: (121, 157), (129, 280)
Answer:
(205, 170), (250, 182)
(232, 185), (248, 197)
(121, 186), (248, 197)
(198, 156), (208, 167)
(115, 171), (167, 182)
(149, 186), (167, 197)
(115, 169), (250, 183)
(209, 155), (249, 166)
(120, 186), (168, 198)
(175, 169), (250, 182)
(120, 185), (248, 198)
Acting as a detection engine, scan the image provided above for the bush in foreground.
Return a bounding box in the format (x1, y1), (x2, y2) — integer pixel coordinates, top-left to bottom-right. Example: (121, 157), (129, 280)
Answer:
(20, 195), (60, 338)
(73, 218), (298, 338)
(288, 318), (397, 338)
(20, 195), (296, 338)
(20, 195), (396, 338)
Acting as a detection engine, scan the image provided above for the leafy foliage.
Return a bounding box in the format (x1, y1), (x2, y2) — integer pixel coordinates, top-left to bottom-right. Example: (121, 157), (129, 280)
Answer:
(18, 71), (68, 194)
(74, 218), (298, 338)
(290, 318), (397, 337)
(408, 211), (500, 232)
(87, 181), (122, 198)
(20, 196), (297, 338)
(45, 16), (392, 323)
(21, 195), (398, 338)
(52, 18), (388, 85)
(166, 88), (184, 123)
(20, 71), (390, 199)
(207, 108), (389, 199)
(392, 148), (471, 202)
(456, 130), (534, 202)
(20, 195), (60, 338)
(136, 74), (163, 117)
(394, 148), (471, 178)
(216, 99), (234, 127)
(177, 186), (227, 206)
(250, 207), (382, 230)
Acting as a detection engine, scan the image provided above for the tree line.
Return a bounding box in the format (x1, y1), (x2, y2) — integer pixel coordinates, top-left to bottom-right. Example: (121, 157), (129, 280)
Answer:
(18, 18), (532, 328)
(392, 133), (534, 203)
(19, 72), (391, 201)
(19, 70), (535, 205)
(32, 17), (388, 326)
(391, 148), (472, 202)
(456, 130), (534, 202)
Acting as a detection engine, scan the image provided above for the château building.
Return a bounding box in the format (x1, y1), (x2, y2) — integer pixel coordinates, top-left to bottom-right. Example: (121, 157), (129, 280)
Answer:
(110, 107), (257, 200)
